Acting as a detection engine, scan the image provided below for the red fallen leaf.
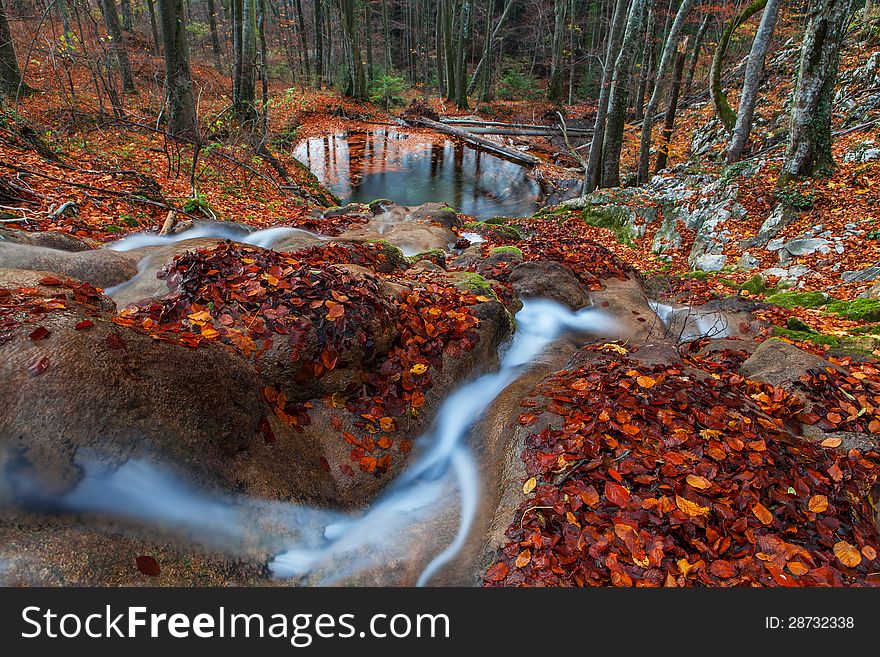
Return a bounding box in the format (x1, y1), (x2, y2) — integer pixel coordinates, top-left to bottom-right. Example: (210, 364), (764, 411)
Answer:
(74, 320), (94, 330)
(827, 464), (844, 482)
(319, 457), (330, 473)
(106, 333), (126, 349)
(518, 413), (538, 426)
(27, 355), (49, 376)
(485, 562), (509, 582)
(359, 456), (378, 473)
(28, 326), (50, 341)
(709, 560), (737, 578)
(340, 464), (355, 477)
(38, 276), (63, 286)
(135, 555), (160, 577)
(604, 481), (630, 508)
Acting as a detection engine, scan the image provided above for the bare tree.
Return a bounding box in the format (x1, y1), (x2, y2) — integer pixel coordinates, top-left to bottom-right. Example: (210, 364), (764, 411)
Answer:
(726, 0), (782, 163)
(636, 0), (697, 184)
(98, 0), (136, 93)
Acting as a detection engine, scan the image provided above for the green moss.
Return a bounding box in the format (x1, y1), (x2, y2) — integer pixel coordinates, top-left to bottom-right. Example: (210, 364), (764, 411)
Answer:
(463, 221), (524, 241)
(764, 291), (829, 309)
(740, 275), (768, 296)
(484, 216), (511, 225)
(581, 206), (634, 246)
(367, 199), (393, 212)
(452, 272), (497, 299)
(849, 323), (880, 335)
(826, 298), (880, 322)
(489, 246), (523, 258)
(771, 326), (839, 347)
(786, 317), (812, 332)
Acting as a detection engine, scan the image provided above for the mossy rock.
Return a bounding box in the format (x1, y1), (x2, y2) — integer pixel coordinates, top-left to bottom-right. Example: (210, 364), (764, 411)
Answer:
(581, 206), (634, 246)
(367, 199), (394, 212)
(407, 248), (447, 267)
(786, 317), (812, 332)
(849, 323), (880, 336)
(764, 291), (829, 309)
(740, 275), (768, 296)
(463, 221), (524, 241)
(839, 335), (880, 353)
(826, 298), (880, 322)
(489, 246), (523, 259)
(361, 240), (408, 272)
(449, 272), (497, 299)
(771, 326), (839, 347)
(483, 216), (511, 225)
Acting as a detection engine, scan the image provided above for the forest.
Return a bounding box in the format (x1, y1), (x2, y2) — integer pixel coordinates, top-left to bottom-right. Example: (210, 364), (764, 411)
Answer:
(0, 0), (879, 589)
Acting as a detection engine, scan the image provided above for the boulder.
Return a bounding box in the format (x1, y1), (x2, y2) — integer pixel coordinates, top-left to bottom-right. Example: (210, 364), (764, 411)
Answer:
(0, 228), (94, 252)
(739, 339), (840, 388)
(508, 261), (591, 310)
(0, 242), (139, 289)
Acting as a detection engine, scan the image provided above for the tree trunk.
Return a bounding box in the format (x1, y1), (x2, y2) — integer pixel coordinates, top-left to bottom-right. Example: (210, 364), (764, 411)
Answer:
(339, 0), (367, 99)
(654, 37), (687, 172)
(548, 0), (568, 102)
(119, 0), (133, 32)
(364, 0), (373, 81)
(0, 0), (24, 93)
(683, 9), (709, 95)
(781, 0), (856, 181)
(636, 0), (698, 184)
(711, 0), (768, 134)
(314, 0), (324, 86)
(726, 0), (781, 163)
(454, 0), (471, 108)
(601, 0), (646, 188)
(294, 0), (311, 80)
(234, 0), (258, 122)
(467, 0), (514, 97)
(634, 3), (654, 122)
(584, 0), (630, 193)
(443, 0), (455, 101)
(99, 0), (136, 93)
(207, 0), (224, 70)
(156, 0), (199, 139)
(146, 0), (161, 53)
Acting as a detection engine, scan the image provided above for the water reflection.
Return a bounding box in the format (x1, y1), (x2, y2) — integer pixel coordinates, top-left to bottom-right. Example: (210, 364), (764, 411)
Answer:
(293, 128), (544, 220)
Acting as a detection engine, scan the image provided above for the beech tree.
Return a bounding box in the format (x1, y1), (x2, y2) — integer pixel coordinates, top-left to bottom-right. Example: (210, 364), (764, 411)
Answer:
(601, 0), (647, 188)
(726, 0), (782, 163)
(0, 0), (24, 94)
(636, 0), (697, 184)
(781, 0), (857, 181)
(157, 0), (199, 139)
(98, 0), (136, 94)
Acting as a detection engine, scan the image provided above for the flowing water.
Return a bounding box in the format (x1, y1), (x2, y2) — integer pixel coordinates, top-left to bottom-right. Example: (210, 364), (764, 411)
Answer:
(2, 299), (615, 585)
(293, 128), (545, 220)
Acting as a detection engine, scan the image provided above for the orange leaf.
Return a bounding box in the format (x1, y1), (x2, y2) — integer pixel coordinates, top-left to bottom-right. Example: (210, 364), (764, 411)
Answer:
(676, 494), (709, 517)
(636, 376), (656, 388)
(686, 474), (711, 490)
(515, 550), (532, 569)
(820, 437), (842, 448)
(833, 540), (862, 568)
(752, 503), (774, 526)
(808, 495), (828, 513)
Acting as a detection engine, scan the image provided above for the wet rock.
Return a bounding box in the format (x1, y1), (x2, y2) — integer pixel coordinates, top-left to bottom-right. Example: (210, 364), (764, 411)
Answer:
(0, 242), (139, 289)
(739, 339), (840, 388)
(508, 261), (591, 310)
(0, 228), (94, 252)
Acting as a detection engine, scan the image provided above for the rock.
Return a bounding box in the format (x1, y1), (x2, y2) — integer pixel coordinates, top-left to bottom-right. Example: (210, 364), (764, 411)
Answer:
(508, 261), (591, 310)
(0, 242), (139, 289)
(737, 252), (760, 270)
(842, 266), (880, 283)
(763, 267), (789, 278)
(591, 276), (665, 343)
(767, 238), (785, 251)
(693, 254), (727, 272)
(407, 202), (461, 230)
(0, 228), (94, 252)
(742, 203), (797, 249)
(859, 282), (880, 298)
(779, 238), (830, 260)
(452, 245), (486, 270)
(739, 339), (840, 388)
(0, 290), (269, 500)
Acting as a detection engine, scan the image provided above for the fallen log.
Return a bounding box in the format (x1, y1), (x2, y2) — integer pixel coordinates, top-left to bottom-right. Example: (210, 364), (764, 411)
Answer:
(448, 126), (593, 137)
(441, 117), (592, 137)
(407, 117), (542, 166)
